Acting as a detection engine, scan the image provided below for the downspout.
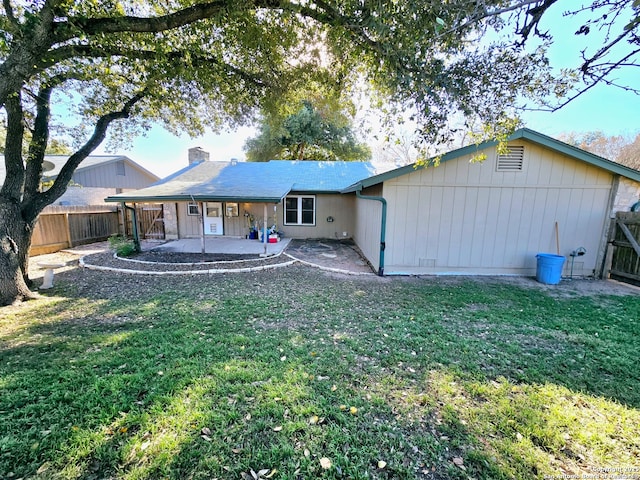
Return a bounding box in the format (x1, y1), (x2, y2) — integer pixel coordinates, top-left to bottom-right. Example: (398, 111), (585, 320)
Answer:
(122, 203), (141, 253)
(356, 186), (387, 276)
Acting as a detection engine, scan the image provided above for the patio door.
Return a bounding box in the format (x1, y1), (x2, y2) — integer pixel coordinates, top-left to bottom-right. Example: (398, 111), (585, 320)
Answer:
(204, 202), (224, 235)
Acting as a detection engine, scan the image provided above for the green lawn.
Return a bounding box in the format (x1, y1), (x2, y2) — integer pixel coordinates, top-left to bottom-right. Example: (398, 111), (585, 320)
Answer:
(1, 266), (639, 479)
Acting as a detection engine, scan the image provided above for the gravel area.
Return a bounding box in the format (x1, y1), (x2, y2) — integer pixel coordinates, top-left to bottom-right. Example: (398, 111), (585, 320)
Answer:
(24, 240), (640, 297)
(81, 251), (293, 272)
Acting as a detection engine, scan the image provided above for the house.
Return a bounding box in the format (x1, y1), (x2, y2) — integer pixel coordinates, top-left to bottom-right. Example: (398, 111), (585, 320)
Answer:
(345, 128), (640, 277)
(106, 148), (376, 241)
(106, 130), (640, 278)
(0, 153), (160, 254)
(41, 154), (160, 206)
(0, 154), (160, 206)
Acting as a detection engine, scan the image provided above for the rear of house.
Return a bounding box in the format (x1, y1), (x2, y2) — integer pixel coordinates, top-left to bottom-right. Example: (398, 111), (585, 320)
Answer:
(348, 129), (640, 277)
(107, 157), (374, 243)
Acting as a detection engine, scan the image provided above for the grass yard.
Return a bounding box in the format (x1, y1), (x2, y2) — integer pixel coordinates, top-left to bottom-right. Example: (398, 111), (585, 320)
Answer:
(1, 264), (639, 479)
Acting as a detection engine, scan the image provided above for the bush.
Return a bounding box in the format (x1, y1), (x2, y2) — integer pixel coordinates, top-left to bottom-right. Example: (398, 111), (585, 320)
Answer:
(108, 234), (137, 257)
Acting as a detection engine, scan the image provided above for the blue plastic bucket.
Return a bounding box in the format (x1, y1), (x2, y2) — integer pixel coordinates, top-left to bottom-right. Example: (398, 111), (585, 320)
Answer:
(535, 253), (565, 284)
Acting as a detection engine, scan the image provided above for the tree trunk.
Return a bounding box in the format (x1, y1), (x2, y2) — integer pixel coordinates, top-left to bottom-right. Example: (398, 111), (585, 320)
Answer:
(0, 201), (37, 306)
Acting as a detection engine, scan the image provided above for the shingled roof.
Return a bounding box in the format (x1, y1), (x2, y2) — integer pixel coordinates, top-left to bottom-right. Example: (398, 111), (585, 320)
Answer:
(106, 160), (376, 203)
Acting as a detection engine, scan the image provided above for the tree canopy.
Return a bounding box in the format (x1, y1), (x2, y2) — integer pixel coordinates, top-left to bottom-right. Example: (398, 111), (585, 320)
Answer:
(1, 0), (639, 304)
(245, 100), (370, 162)
(558, 130), (640, 170)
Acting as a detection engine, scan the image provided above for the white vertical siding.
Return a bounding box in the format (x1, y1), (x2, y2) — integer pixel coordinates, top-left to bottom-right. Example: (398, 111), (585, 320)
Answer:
(353, 185), (383, 272)
(382, 140), (613, 276)
(177, 203), (202, 237)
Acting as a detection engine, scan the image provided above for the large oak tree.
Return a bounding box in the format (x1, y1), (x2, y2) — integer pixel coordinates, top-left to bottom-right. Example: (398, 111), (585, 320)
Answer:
(1, 0), (638, 305)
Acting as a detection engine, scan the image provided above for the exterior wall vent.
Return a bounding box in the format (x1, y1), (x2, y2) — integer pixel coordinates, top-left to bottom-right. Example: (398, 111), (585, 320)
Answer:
(496, 146), (524, 172)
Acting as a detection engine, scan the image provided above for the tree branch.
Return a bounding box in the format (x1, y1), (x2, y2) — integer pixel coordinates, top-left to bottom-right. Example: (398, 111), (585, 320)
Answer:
(516, 0), (559, 43)
(0, 92), (25, 202)
(580, 27), (637, 74)
(42, 45), (270, 89)
(53, 0), (236, 41)
(23, 90), (147, 220)
(2, 0), (19, 31)
(23, 81), (59, 205)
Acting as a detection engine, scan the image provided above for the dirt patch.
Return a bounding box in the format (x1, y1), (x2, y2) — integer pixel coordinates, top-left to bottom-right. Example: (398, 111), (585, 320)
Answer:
(133, 250), (260, 263)
(285, 238), (374, 273)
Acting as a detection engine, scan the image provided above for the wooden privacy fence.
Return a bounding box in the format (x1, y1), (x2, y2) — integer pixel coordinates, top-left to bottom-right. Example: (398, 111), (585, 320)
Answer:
(609, 211), (640, 286)
(30, 206), (120, 255)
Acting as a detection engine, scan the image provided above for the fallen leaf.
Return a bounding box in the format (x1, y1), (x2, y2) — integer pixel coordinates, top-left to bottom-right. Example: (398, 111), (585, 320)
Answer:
(257, 468), (270, 477)
(320, 457), (332, 469)
(201, 427), (212, 436)
(453, 457), (464, 467)
(349, 406), (358, 415)
(140, 441), (151, 451)
(245, 413), (252, 421)
(265, 469), (277, 478)
(309, 415), (319, 425)
(304, 448), (310, 457)
(201, 435), (212, 442)
(273, 426), (283, 432)
(119, 427), (128, 434)
(331, 385), (337, 392)
(377, 460), (387, 469)
(339, 404), (347, 411)
(280, 356), (287, 361)
(232, 448), (242, 454)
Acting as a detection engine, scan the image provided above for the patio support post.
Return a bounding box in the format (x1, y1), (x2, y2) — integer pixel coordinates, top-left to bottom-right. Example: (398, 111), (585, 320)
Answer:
(123, 203), (141, 253)
(199, 201), (206, 254)
(263, 203), (268, 256)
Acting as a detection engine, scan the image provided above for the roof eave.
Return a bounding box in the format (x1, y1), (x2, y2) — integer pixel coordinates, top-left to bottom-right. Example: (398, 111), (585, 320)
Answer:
(345, 128), (640, 189)
(105, 195), (287, 203)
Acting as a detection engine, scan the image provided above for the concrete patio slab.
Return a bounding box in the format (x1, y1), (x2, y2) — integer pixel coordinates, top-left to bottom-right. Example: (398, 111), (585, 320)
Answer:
(149, 237), (291, 256)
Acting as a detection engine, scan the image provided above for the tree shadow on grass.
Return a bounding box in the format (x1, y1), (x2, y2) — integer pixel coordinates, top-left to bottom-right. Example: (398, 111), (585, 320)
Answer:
(1, 267), (639, 478)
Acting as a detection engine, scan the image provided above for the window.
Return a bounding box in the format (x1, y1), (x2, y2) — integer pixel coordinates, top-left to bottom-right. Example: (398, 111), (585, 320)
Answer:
(284, 195), (316, 226)
(116, 160), (126, 176)
(187, 203), (199, 216)
(225, 203), (239, 217)
(496, 146), (525, 172)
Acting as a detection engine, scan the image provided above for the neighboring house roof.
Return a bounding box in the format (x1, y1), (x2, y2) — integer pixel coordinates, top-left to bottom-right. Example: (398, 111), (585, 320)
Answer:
(42, 154), (159, 181)
(0, 154), (160, 185)
(343, 127), (640, 192)
(106, 160), (377, 203)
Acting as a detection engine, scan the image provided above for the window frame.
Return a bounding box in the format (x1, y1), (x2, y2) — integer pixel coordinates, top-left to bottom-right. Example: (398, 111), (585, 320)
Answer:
(283, 195), (316, 226)
(187, 203), (199, 216)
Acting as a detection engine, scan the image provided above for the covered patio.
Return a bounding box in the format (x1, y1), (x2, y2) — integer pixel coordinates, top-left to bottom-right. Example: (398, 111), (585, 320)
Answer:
(148, 236), (291, 256)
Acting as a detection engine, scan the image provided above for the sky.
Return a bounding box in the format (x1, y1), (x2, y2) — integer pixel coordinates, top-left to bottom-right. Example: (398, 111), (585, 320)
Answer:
(94, 3), (640, 179)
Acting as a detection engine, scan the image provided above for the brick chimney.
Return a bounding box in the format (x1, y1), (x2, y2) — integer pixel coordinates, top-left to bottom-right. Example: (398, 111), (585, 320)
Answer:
(188, 147), (210, 165)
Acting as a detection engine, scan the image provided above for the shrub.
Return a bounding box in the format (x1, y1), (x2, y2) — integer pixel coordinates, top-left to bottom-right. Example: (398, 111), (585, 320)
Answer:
(108, 234), (137, 257)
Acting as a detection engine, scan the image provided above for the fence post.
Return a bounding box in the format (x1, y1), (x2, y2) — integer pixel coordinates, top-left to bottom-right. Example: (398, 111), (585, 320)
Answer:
(63, 213), (73, 248)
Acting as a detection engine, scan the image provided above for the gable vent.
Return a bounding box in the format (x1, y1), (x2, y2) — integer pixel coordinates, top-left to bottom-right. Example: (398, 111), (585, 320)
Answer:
(496, 146), (524, 172)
